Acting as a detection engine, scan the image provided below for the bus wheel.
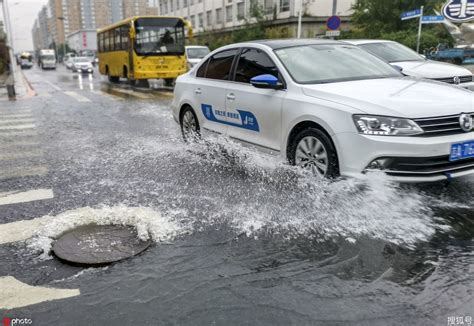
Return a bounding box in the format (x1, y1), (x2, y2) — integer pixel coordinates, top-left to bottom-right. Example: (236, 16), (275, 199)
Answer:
(164, 78), (174, 87)
(135, 79), (150, 88)
(108, 75), (119, 83)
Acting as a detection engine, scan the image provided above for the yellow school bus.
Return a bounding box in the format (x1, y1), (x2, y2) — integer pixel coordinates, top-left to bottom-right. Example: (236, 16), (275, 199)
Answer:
(97, 16), (192, 87)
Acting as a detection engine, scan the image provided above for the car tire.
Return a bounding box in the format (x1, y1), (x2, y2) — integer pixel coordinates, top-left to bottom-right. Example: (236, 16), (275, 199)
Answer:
(288, 127), (339, 179)
(108, 75), (119, 83)
(180, 106), (200, 142)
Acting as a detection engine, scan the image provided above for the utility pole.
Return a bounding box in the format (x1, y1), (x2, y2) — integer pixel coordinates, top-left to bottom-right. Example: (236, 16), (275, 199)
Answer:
(297, 0), (302, 38)
(332, 0), (337, 15)
(416, 6), (424, 53)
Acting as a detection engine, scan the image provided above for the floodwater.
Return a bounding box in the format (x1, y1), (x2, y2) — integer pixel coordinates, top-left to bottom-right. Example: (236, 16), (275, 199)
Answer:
(0, 70), (473, 325)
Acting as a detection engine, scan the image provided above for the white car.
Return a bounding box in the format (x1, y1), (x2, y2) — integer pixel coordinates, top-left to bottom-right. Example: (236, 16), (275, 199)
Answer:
(71, 57), (94, 74)
(345, 40), (474, 91)
(172, 40), (474, 183)
(185, 45), (210, 69)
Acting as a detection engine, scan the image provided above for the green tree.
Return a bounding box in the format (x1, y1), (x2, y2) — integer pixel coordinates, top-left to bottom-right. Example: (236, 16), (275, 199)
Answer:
(348, 0), (453, 50)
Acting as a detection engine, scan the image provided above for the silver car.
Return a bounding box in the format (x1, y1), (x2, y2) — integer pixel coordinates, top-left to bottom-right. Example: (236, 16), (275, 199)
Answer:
(345, 39), (474, 90)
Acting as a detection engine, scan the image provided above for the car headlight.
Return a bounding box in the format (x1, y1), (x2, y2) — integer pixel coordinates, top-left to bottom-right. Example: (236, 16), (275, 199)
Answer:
(353, 115), (423, 136)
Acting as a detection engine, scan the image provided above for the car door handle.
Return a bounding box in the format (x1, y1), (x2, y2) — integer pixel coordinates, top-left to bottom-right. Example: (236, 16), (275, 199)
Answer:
(195, 88), (202, 95)
(226, 93), (235, 100)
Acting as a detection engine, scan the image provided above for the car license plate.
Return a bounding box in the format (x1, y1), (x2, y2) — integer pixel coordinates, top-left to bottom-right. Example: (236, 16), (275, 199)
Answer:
(450, 140), (474, 161)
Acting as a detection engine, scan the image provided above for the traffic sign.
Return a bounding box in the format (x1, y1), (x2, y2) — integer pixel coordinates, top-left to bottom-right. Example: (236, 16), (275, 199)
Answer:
(326, 16), (341, 30)
(422, 15), (445, 23)
(400, 9), (422, 20)
(325, 30), (341, 37)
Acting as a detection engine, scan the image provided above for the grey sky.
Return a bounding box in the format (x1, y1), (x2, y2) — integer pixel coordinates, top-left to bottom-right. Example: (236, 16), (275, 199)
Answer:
(2, 0), (47, 52)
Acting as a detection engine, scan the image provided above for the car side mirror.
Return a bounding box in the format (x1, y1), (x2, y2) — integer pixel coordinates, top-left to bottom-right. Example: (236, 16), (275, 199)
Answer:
(250, 74), (284, 90)
(393, 65), (403, 72)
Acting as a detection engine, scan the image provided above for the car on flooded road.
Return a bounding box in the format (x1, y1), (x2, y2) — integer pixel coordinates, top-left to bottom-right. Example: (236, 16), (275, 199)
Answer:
(344, 40), (474, 91)
(171, 39), (474, 183)
(71, 57), (94, 74)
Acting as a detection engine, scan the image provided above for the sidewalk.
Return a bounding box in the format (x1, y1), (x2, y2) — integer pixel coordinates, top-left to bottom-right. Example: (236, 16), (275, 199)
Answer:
(0, 66), (33, 100)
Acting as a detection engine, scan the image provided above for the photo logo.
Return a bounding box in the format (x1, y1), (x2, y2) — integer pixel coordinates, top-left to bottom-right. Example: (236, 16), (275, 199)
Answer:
(2, 318), (32, 326)
(443, 0), (474, 22)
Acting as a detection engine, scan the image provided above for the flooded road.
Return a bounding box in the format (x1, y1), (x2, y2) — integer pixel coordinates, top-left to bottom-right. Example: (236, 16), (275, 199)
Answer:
(0, 67), (472, 325)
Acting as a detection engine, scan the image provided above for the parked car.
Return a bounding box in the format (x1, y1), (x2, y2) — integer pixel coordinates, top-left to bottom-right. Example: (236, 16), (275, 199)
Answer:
(71, 57), (94, 74)
(172, 39), (474, 183)
(345, 40), (474, 90)
(185, 45), (210, 69)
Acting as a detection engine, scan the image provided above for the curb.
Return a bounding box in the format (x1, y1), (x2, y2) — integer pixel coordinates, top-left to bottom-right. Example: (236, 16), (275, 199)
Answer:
(19, 70), (36, 99)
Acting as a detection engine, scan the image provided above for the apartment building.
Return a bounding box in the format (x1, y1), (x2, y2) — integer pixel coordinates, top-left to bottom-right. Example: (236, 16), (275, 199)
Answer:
(162, 0), (354, 35)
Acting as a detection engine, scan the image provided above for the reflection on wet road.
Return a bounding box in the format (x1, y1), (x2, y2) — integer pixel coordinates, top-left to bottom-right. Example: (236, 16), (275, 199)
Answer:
(0, 66), (472, 325)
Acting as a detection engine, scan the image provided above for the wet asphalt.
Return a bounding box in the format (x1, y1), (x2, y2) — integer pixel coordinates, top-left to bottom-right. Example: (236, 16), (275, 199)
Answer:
(0, 65), (473, 325)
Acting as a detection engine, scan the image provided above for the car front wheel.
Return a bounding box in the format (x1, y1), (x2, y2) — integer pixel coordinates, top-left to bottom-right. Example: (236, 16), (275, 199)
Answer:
(289, 127), (339, 179)
(180, 106), (200, 142)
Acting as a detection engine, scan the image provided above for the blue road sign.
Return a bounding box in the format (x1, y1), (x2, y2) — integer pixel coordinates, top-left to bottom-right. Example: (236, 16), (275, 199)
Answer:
(326, 16), (341, 30)
(422, 15), (446, 23)
(400, 9), (422, 20)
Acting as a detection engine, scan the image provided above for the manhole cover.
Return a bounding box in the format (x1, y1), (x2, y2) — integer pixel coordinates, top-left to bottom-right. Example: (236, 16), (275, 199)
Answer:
(53, 225), (151, 266)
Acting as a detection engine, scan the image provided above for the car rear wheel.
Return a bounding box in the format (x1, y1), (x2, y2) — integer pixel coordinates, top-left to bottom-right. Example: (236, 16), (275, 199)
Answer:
(108, 75), (119, 83)
(180, 106), (200, 142)
(289, 128), (339, 179)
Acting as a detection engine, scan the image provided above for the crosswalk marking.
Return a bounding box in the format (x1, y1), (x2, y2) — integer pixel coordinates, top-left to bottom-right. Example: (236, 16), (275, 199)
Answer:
(64, 91), (91, 102)
(0, 166), (48, 180)
(0, 118), (35, 125)
(0, 113), (33, 119)
(91, 90), (124, 101)
(0, 189), (54, 206)
(0, 215), (54, 244)
(0, 130), (38, 137)
(0, 123), (36, 131)
(111, 88), (154, 99)
(0, 141), (39, 149)
(0, 150), (42, 161)
(0, 276), (80, 309)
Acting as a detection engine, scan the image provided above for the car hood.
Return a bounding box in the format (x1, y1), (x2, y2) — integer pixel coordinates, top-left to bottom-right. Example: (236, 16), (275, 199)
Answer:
(188, 58), (203, 64)
(302, 78), (473, 118)
(392, 60), (472, 79)
(75, 63), (92, 67)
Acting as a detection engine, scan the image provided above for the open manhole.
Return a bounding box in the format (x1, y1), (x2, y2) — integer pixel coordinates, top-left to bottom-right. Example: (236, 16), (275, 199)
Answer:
(53, 225), (151, 266)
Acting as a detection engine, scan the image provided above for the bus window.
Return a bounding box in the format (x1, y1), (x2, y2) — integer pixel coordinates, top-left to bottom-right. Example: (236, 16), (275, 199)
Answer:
(134, 17), (185, 55)
(115, 28), (121, 51)
(121, 26), (129, 50)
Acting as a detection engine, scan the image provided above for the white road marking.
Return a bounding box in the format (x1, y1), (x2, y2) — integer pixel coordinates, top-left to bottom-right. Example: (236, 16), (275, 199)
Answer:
(0, 130), (38, 138)
(0, 215), (54, 244)
(0, 141), (39, 149)
(0, 189), (53, 206)
(111, 88), (153, 99)
(0, 276), (80, 309)
(43, 79), (62, 91)
(91, 90), (123, 101)
(0, 150), (42, 160)
(0, 166), (48, 180)
(0, 113), (33, 119)
(64, 91), (92, 102)
(0, 118), (35, 125)
(0, 124), (35, 131)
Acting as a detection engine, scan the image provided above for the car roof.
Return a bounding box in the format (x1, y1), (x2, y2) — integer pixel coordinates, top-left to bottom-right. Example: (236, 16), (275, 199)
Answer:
(343, 39), (394, 45)
(233, 39), (342, 50)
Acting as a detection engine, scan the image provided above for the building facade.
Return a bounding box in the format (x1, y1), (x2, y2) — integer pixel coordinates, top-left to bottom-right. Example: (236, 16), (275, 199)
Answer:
(161, 0), (354, 34)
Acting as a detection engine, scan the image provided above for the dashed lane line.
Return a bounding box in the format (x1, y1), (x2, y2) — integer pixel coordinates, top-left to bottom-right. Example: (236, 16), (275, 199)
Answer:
(0, 124), (36, 131)
(0, 189), (54, 206)
(0, 276), (80, 310)
(64, 91), (92, 102)
(0, 166), (48, 181)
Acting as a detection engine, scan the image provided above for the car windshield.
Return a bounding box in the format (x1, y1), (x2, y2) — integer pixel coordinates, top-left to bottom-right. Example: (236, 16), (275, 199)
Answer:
(75, 58), (90, 63)
(359, 42), (424, 63)
(134, 18), (185, 56)
(275, 44), (401, 84)
(187, 47), (210, 59)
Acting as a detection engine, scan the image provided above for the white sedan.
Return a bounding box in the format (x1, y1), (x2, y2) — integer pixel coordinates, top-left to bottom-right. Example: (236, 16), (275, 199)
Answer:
(171, 40), (474, 183)
(345, 39), (474, 91)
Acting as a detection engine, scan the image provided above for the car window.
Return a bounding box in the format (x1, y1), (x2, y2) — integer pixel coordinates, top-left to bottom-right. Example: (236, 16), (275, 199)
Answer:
(196, 59), (208, 78)
(234, 48), (279, 83)
(205, 49), (238, 80)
